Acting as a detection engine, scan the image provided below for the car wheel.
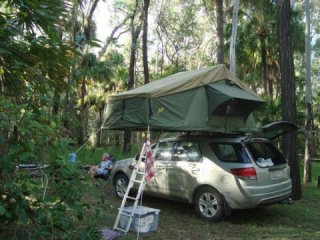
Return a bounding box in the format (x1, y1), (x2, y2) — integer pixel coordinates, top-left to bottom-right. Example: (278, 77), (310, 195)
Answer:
(194, 186), (224, 221)
(114, 173), (129, 199)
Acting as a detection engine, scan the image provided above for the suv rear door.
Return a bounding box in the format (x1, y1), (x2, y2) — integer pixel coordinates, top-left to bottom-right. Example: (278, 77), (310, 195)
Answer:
(256, 121), (299, 140)
(245, 139), (290, 186)
(250, 120), (298, 186)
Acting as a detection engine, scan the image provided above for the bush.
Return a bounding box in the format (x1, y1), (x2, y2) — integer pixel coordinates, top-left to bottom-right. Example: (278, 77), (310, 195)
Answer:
(0, 99), (101, 239)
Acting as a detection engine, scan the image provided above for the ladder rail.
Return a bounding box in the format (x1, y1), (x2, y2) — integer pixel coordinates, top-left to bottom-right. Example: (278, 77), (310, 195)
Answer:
(124, 180), (146, 233)
(113, 142), (148, 233)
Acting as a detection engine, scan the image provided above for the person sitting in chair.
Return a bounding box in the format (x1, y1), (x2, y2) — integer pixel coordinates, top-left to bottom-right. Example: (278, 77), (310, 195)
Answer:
(88, 152), (113, 179)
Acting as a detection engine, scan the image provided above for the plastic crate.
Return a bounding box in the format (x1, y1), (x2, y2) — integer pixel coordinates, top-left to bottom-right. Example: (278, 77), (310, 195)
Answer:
(119, 206), (160, 233)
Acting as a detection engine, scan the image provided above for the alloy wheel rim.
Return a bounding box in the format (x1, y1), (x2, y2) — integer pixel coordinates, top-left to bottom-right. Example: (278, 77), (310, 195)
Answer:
(116, 178), (127, 197)
(198, 192), (218, 218)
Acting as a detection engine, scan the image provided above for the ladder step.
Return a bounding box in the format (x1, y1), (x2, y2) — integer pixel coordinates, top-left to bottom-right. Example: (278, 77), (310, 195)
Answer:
(114, 142), (148, 234)
(119, 211), (131, 217)
(114, 227), (127, 233)
(132, 179), (143, 184)
(126, 196), (138, 201)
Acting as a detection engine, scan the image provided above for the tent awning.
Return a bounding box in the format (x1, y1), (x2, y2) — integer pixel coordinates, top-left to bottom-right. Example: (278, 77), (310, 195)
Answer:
(108, 64), (260, 100)
(103, 65), (265, 133)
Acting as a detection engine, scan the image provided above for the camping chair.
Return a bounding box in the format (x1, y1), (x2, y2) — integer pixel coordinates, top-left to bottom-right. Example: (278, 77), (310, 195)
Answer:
(83, 155), (115, 181)
(94, 167), (112, 181)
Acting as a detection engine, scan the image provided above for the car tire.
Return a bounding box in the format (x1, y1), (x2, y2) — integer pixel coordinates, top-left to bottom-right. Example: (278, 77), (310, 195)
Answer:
(114, 173), (129, 199)
(194, 186), (224, 221)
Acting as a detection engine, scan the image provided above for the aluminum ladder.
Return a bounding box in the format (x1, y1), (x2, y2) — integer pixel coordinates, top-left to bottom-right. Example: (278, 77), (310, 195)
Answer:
(113, 142), (147, 234)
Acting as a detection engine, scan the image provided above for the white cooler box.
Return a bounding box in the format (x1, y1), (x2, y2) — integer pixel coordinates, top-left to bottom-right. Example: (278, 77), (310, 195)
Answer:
(119, 206), (160, 233)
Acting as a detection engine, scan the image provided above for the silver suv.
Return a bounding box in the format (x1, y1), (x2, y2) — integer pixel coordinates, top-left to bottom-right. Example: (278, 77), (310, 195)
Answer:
(112, 130), (293, 221)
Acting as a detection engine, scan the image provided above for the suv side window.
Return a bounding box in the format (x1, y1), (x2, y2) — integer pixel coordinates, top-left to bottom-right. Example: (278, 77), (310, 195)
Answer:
(154, 141), (175, 161)
(210, 142), (250, 163)
(173, 141), (201, 162)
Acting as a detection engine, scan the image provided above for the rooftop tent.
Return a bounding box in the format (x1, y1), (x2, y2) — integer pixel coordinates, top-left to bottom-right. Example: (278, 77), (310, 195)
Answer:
(103, 64), (265, 133)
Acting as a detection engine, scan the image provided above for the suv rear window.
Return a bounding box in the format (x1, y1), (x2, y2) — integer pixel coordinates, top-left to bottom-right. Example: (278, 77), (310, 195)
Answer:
(210, 143), (251, 163)
(246, 142), (286, 167)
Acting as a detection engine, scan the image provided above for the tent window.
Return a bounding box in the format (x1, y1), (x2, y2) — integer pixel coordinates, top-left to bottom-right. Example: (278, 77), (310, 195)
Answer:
(212, 99), (242, 117)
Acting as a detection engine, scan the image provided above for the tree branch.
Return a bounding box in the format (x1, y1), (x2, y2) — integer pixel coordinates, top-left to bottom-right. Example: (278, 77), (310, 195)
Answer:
(84, 0), (100, 41)
(98, 16), (131, 60)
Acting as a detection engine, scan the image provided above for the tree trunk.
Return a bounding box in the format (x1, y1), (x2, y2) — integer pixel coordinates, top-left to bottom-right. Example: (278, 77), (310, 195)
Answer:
(52, 88), (60, 116)
(127, 23), (142, 90)
(260, 36), (268, 96)
(98, 15), (130, 61)
(230, 0), (239, 74)
(276, 0), (301, 199)
(84, 0), (100, 41)
(268, 73), (274, 98)
(80, 1), (100, 144)
(142, 0), (150, 84)
(0, 78), (2, 95)
(304, 0), (313, 183)
(97, 104), (104, 147)
(304, 102), (312, 183)
(80, 78), (87, 144)
(115, 131), (120, 147)
(216, 0), (224, 64)
(123, 5), (143, 153)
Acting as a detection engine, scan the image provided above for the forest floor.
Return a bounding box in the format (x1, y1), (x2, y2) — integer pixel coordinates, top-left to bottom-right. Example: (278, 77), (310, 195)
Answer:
(81, 161), (320, 240)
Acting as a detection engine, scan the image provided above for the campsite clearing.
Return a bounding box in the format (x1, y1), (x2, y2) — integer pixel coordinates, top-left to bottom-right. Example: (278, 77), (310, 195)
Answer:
(84, 162), (320, 240)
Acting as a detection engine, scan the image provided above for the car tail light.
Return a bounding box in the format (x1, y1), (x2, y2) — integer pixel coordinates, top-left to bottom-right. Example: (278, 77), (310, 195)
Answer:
(230, 167), (257, 180)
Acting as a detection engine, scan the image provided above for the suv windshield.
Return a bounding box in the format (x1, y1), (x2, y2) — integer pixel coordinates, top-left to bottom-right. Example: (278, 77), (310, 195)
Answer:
(246, 141), (286, 167)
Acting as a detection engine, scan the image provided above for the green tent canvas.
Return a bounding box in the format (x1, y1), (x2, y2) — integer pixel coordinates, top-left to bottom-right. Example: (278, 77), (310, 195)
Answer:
(103, 64), (265, 133)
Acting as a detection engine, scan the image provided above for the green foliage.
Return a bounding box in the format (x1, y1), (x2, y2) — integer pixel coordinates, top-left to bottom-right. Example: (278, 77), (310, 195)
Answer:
(0, 0), (73, 96)
(291, 8), (306, 54)
(102, 50), (128, 92)
(254, 96), (282, 125)
(1, 0), (70, 37)
(154, 0), (212, 71)
(0, 98), (100, 239)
